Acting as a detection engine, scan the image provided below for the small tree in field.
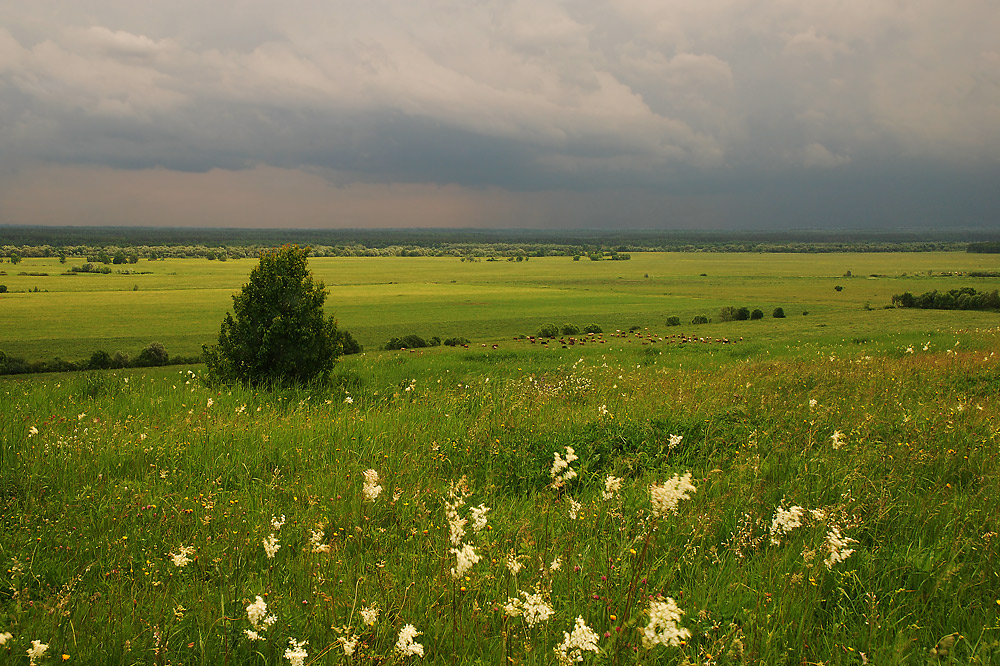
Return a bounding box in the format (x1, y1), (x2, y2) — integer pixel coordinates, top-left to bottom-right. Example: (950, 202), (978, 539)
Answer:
(204, 245), (341, 385)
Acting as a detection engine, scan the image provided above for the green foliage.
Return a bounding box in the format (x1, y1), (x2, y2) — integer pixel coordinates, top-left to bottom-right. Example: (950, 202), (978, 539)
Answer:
(691, 314), (709, 324)
(444, 337), (470, 346)
(384, 334), (429, 350)
(88, 350), (113, 370)
(750, 308), (764, 320)
(0, 284), (6, 293)
(338, 329), (363, 355)
(136, 342), (169, 367)
(892, 287), (1000, 311)
(537, 323), (559, 338)
(561, 323), (580, 336)
(203, 245), (341, 385)
(666, 315), (681, 326)
(773, 307), (786, 318)
(582, 323), (603, 334)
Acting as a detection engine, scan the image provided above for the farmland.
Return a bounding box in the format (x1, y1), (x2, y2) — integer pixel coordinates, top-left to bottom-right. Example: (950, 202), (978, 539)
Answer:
(2, 250), (1000, 665)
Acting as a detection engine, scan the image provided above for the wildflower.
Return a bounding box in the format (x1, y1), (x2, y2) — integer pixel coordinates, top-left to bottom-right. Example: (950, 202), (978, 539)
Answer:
(554, 616), (600, 665)
(206, 398), (214, 408)
(649, 472), (696, 518)
(344, 396), (354, 404)
(470, 504), (490, 532)
(830, 430), (845, 449)
(769, 505), (806, 545)
(28, 640), (49, 665)
(550, 556), (563, 571)
(598, 404), (609, 417)
(550, 446), (579, 489)
(568, 498), (582, 520)
(360, 603), (380, 626)
(28, 426), (38, 437)
(505, 589), (555, 626)
(640, 597), (690, 648)
(443, 478), (469, 546)
(362, 469), (383, 502)
(284, 637), (308, 666)
(271, 515), (286, 531)
(245, 629), (264, 641)
(394, 624), (425, 658)
(506, 551), (523, 576)
(808, 398), (818, 409)
(905, 346), (914, 354)
(246, 596), (276, 630)
(263, 534), (281, 559)
(450, 543), (481, 578)
(668, 434), (683, 450)
(170, 544), (195, 568)
(602, 475), (622, 501)
(338, 632), (359, 656)
(0, 631), (12, 645)
(824, 527), (858, 568)
(309, 529), (330, 553)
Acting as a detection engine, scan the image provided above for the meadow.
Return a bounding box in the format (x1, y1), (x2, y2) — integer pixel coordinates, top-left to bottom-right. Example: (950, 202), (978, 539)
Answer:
(2, 251), (1000, 665)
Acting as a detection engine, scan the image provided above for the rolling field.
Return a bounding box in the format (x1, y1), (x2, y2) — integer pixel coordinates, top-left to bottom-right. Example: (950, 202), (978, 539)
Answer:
(2, 251), (999, 362)
(2, 251), (1000, 664)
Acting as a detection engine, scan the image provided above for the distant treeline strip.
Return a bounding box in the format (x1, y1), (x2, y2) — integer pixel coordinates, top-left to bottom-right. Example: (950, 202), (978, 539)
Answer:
(0, 343), (199, 376)
(891, 287), (1000, 311)
(967, 242), (1000, 253)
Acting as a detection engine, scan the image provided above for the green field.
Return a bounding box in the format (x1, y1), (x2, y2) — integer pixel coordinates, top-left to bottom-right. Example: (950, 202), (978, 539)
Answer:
(2, 252), (999, 362)
(2, 252), (1000, 665)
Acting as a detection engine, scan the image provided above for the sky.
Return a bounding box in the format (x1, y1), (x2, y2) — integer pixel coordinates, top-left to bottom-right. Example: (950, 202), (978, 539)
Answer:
(0, 1), (998, 230)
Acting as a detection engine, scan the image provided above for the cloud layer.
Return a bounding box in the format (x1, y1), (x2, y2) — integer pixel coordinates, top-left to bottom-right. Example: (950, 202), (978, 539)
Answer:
(1, 1), (998, 228)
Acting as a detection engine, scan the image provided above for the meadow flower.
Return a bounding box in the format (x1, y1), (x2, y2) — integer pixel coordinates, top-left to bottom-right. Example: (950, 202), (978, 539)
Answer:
(263, 534), (281, 558)
(271, 515), (286, 530)
(309, 528), (330, 553)
(444, 478), (470, 546)
(28, 426), (38, 437)
(641, 597), (690, 648)
(506, 551), (523, 575)
(360, 603), (380, 626)
(338, 632), (359, 656)
(568, 498), (582, 520)
(668, 434), (683, 450)
(0, 631), (12, 646)
(649, 472), (696, 518)
(450, 543), (481, 578)
(505, 589), (555, 626)
(344, 396), (354, 404)
(550, 446), (579, 489)
(470, 504), (490, 532)
(362, 469), (383, 502)
(549, 556), (563, 571)
(170, 544), (195, 567)
(824, 527), (858, 568)
(246, 595), (276, 630)
(830, 430), (845, 449)
(554, 616), (600, 665)
(206, 398), (213, 408)
(598, 404), (609, 417)
(769, 505), (806, 545)
(394, 624), (425, 657)
(809, 398), (818, 409)
(28, 640), (49, 665)
(245, 629), (263, 641)
(602, 475), (622, 500)
(284, 638), (308, 666)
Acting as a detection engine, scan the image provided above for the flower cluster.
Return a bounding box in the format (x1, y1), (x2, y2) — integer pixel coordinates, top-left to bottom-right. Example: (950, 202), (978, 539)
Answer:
(504, 588), (555, 626)
(28, 639), (49, 666)
(394, 624), (425, 658)
(769, 505), (806, 545)
(550, 446), (579, 489)
(602, 475), (622, 501)
(554, 616), (600, 665)
(363, 469), (383, 502)
(263, 515), (285, 558)
(824, 527), (858, 568)
(245, 595), (277, 641)
(649, 472), (696, 518)
(170, 544), (195, 568)
(284, 637), (308, 666)
(640, 597), (690, 648)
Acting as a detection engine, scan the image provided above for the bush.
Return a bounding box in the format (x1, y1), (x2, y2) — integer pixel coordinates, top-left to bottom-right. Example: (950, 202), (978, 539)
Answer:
(537, 323), (559, 338)
(384, 334), (429, 350)
(665, 316), (681, 327)
(111, 351), (130, 369)
(136, 342), (169, 367)
(203, 245), (342, 385)
(772, 307), (786, 318)
(750, 308), (764, 320)
(691, 315), (709, 325)
(0, 285), (6, 293)
(561, 323), (581, 336)
(339, 330), (363, 355)
(718, 306), (738, 322)
(736, 307), (751, 321)
(443, 337), (470, 346)
(583, 323), (602, 334)
(88, 350), (113, 370)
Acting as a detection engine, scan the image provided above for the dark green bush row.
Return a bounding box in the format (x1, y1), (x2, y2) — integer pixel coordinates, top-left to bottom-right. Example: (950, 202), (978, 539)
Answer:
(536, 323), (603, 338)
(892, 287), (1000, 311)
(0, 343), (200, 376)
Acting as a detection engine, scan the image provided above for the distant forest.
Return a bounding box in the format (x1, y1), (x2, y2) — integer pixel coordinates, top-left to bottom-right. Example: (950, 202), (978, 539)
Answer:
(2, 225), (999, 260)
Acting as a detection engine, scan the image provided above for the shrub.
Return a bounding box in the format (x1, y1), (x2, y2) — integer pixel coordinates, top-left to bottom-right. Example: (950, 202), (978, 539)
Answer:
(339, 330), (363, 355)
(583, 323), (603, 334)
(561, 323), (581, 336)
(691, 315), (709, 325)
(773, 307), (785, 318)
(736, 307), (751, 321)
(136, 342), (169, 367)
(0, 285), (6, 293)
(537, 323), (559, 338)
(718, 306), (738, 322)
(443, 337), (470, 346)
(750, 308), (764, 320)
(111, 351), (130, 369)
(628, 325), (641, 332)
(384, 334), (429, 350)
(88, 350), (113, 370)
(203, 245), (342, 385)
(834, 285), (844, 292)
(665, 316), (681, 327)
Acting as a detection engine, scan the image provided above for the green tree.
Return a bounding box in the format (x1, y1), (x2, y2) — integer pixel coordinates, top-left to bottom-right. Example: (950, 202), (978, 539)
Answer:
(203, 245), (342, 385)
(10, 252), (22, 265)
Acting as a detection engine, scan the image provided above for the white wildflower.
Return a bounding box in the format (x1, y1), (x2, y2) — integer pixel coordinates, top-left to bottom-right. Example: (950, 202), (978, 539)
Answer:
(769, 505), (806, 545)
(808, 398), (818, 409)
(170, 544), (195, 568)
(824, 527), (858, 568)
(0, 631), (12, 646)
(550, 446), (579, 489)
(641, 597), (690, 648)
(284, 637), (309, 666)
(28, 426), (38, 437)
(505, 589), (555, 626)
(263, 534), (281, 559)
(27, 639), (49, 665)
(247, 596), (269, 627)
(668, 434), (683, 450)
(360, 603), (380, 626)
(905, 345), (914, 354)
(394, 624), (425, 657)
(245, 629), (264, 641)
(649, 472), (696, 518)
(830, 430), (845, 449)
(470, 504), (490, 532)
(450, 543), (481, 578)
(809, 508), (827, 521)
(271, 515), (286, 531)
(568, 498), (582, 520)
(443, 478), (469, 546)
(206, 398), (213, 408)
(506, 551), (523, 576)
(338, 633), (359, 656)
(550, 556), (563, 571)
(309, 528), (330, 553)
(598, 404), (609, 417)
(602, 475), (622, 501)
(362, 469), (383, 502)
(344, 396), (354, 404)
(554, 616), (600, 665)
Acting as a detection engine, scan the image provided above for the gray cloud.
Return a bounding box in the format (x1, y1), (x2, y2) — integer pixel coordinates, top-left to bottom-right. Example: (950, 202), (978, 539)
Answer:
(0, 1), (998, 228)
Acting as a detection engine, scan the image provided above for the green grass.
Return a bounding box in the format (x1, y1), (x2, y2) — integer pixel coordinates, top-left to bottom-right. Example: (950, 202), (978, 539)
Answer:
(2, 252), (1000, 664)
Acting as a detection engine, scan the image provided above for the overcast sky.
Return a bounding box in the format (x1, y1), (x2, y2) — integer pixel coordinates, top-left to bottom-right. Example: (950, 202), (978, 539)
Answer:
(1, 1), (998, 230)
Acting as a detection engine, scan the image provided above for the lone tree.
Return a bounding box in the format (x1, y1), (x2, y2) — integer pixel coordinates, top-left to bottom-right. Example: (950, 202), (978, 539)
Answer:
(204, 245), (342, 385)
